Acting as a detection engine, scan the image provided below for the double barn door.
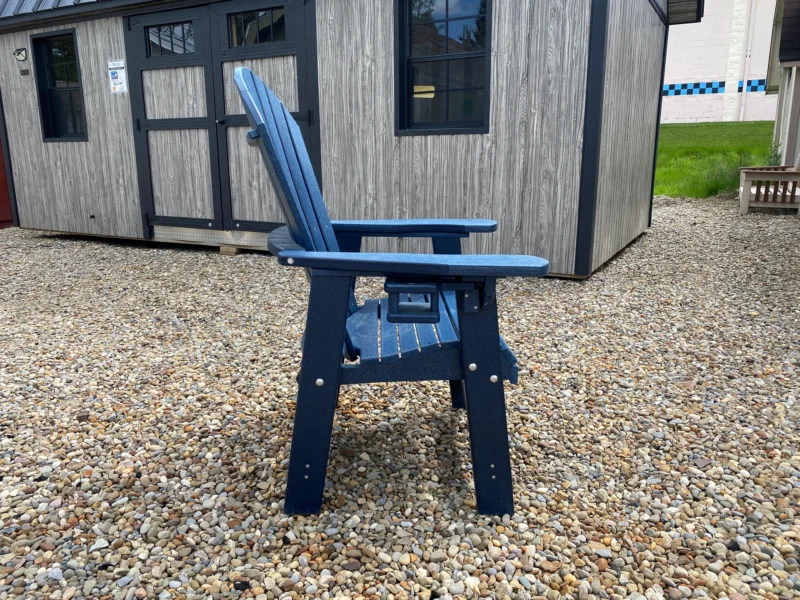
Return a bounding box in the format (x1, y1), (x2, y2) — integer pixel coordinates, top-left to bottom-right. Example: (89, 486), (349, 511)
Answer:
(125, 0), (318, 235)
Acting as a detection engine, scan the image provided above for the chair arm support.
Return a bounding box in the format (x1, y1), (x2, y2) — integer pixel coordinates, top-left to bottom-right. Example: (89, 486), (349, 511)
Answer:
(331, 219), (497, 237)
(275, 250), (549, 278)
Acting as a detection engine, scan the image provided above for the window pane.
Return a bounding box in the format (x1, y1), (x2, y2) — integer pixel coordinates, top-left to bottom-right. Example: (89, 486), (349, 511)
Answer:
(448, 0), (485, 18)
(447, 57), (484, 89)
(66, 62), (79, 87)
(272, 8), (286, 41)
(412, 61), (447, 92)
(62, 39), (76, 64)
(48, 90), (72, 137)
(229, 13), (244, 46)
(447, 17), (486, 53)
(412, 90), (446, 125)
(257, 11), (273, 43)
(243, 11), (258, 45)
(71, 90), (86, 135)
(448, 89), (484, 122)
(411, 0), (446, 23)
(52, 62), (68, 88)
(411, 23), (446, 57)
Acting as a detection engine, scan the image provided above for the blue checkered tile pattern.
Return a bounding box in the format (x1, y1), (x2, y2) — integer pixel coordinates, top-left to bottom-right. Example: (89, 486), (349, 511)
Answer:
(737, 79), (767, 93)
(662, 81), (725, 96)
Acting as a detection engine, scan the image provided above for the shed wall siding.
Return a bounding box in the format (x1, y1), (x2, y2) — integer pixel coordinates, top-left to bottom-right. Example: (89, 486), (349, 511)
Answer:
(592, 0), (664, 271)
(315, 0), (592, 275)
(0, 17), (141, 238)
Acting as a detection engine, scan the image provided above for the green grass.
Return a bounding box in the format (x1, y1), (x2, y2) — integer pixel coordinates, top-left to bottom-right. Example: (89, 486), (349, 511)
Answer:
(654, 121), (776, 198)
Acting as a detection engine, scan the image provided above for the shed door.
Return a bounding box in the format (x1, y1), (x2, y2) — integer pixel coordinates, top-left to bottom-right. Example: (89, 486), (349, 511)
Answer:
(126, 1), (319, 236)
(210, 0), (316, 230)
(128, 7), (223, 231)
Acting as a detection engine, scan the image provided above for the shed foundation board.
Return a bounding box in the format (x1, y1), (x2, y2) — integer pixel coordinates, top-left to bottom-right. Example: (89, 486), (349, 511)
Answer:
(0, 17), (141, 238)
(315, 0), (591, 275)
(153, 225), (272, 247)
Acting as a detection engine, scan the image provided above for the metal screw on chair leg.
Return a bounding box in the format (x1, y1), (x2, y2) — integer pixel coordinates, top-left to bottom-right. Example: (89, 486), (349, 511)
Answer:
(469, 363), (477, 371)
(287, 258), (295, 265)
(490, 375), (498, 383)
(316, 378), (324, 387)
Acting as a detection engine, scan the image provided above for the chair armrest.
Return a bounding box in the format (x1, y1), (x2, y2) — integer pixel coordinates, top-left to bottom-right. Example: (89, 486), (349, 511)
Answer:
(275, 250), (549, 278)
(331, 219), (497, 237)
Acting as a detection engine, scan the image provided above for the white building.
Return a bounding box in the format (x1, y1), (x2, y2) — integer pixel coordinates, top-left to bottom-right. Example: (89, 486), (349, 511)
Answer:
(662, 0), (779, 123)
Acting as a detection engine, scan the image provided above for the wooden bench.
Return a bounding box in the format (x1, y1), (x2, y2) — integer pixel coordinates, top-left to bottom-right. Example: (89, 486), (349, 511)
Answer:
(739, 154), (800, 215)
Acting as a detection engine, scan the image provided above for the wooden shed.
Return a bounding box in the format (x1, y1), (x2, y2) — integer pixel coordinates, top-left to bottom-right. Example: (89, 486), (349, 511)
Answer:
(0, 0), (703, 276)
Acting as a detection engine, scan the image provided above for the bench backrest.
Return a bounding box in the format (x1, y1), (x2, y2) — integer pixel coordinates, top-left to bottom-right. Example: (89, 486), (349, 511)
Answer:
(234, 67), (339, 253)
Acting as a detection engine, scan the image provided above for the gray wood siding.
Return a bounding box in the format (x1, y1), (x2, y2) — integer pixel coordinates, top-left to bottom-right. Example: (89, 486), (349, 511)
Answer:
(227, 126), (283, 222)
(592, 0), (665, 271)
(143, 66), (206, 119)
(223, 56), (298, 115)
(148, 129), (214, 219)
(0, 18), (141, 237)
(315, 0), (591, 274)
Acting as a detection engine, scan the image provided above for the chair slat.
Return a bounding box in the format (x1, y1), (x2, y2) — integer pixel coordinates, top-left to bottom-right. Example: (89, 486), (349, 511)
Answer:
(755, 181), (762, 202)
(437, 291), (460, 348)
(408, 294), (440, 353)
(379, 298), (401, 362)
(345, 300), (380, 366)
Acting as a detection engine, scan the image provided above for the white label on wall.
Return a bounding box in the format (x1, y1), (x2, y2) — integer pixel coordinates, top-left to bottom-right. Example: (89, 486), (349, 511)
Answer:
(108, 60), (128, 94)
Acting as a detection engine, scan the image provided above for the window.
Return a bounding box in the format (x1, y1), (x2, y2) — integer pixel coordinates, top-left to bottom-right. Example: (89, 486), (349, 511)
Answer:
(228, 8), (286, 47)
(397, 0), (490, 134)
(146, 22), (195, 57)
(32, 31), (87, 141)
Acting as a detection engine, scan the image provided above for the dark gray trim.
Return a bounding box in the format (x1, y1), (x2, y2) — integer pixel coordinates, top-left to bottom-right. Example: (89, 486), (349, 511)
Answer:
(646, 0), (668, 25)
(0, 0), (175, 32)
(649, 24), (669, 227)
(30, 28), (89, 143)
(574, 0), (609, 277)
(298, 0), (322, 187)
(231, 219), (282, 232)
(393, 0), (492, 136)
(148, 215), (218, 228)
(0, 88), (20, 227)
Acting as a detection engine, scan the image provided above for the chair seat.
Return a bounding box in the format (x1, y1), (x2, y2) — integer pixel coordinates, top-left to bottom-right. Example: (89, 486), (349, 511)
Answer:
(347, 290), (518, 377)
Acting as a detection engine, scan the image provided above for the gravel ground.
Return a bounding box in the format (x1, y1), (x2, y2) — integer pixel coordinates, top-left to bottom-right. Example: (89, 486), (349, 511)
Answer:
(0, 196), (798, 600)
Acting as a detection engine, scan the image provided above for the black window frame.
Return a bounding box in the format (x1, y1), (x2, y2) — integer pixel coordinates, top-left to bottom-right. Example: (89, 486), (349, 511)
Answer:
(227, 6), (287, 48)
(395, 0), (492, 136)
(30, 29), (88, 143)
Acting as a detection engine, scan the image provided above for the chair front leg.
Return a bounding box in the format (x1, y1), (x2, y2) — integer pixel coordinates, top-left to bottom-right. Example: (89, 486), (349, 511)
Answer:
(457, 284), (514, 515)
(284, 275), (352, 515)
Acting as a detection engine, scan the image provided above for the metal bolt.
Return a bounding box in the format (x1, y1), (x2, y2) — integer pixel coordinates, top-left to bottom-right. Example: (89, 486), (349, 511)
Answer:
(287, 258), (295, 265)
(490, 375), (498, 383)
(236, 223), (240, 228)
(492, 475), (496, 480)
(490, 464), (495, 468)
(469, 363), (477, 372)
(306, 464), (310, 468)
(208, 222), (212, 227)
(315, 378), (324, 387)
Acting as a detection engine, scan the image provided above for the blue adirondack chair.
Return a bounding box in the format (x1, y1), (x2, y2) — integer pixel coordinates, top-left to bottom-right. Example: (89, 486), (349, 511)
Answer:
(235, 67), (549, 516)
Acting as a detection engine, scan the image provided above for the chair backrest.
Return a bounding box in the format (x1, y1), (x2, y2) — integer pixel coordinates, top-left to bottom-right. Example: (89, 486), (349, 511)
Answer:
(234, 67), (339, 253)
(794, 152), (800, 172)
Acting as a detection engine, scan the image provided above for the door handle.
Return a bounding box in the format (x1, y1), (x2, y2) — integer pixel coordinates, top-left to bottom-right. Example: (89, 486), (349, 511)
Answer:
(215, 118), (227, 125)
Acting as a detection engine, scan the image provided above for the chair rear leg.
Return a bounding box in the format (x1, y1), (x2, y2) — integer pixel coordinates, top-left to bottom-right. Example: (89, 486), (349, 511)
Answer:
(449, 380), (466, 409)
(284, 276), (352, 515)
(457, 286), (514, 516)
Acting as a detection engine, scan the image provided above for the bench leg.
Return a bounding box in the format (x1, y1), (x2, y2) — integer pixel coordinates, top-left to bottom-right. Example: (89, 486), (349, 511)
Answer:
(740, 175), (751, 215)
(449, 380), (466, 409)
(284, 276), (352, 515)
(457, 287), (514, 516)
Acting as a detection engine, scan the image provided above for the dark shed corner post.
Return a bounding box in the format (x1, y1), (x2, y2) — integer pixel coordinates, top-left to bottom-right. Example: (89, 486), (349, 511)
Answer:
(574, 0), (610, 278)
